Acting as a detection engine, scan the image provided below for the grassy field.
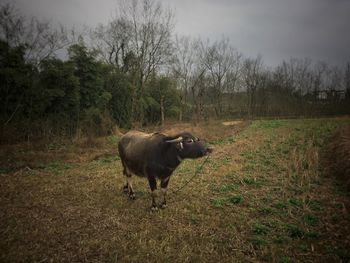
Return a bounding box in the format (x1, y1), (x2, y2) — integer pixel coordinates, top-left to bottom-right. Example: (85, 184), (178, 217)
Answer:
(1, 118), (350, 262)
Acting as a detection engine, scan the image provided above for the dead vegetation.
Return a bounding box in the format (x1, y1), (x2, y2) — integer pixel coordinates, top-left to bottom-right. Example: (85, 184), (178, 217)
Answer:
(1, 118), (350, 262)
(0, 120), (249, 174)
(0, 136), (118, 173)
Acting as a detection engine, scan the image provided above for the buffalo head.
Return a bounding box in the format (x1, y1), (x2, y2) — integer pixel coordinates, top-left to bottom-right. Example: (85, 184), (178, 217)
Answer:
(166, 132), (213, 159)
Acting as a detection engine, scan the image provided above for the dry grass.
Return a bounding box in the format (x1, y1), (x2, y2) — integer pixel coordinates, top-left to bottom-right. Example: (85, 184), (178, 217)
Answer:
(1, 118), (350, 262)
(326, 125), (350, 191)
(0, 136), (119, 173)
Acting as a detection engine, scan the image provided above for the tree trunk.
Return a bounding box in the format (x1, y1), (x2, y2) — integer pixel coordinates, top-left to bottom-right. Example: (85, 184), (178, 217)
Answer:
(130, 83), (137, 125)
(160, 95), (165, 126)
(139, 77), (145, 126)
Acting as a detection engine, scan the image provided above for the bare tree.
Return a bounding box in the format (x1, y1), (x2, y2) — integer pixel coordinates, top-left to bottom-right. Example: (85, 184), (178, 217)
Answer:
(172, 36), (206, 121)
(241, 55), (265, 117)
(115, 0), (174, 125)
(0, 3), (75, 65)
(91, 19), (132, 70)
(225, 51), (242, 108)
(200, 38), (242, 117)
(312, 61), (327, 95)
(345, 62), (350, 100)
(172, 35), (192, 120)
(294, 58), (313, 96)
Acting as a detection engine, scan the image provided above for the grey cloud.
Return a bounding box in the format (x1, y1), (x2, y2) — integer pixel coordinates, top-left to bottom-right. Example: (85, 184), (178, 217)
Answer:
(5, 0), (350, 66)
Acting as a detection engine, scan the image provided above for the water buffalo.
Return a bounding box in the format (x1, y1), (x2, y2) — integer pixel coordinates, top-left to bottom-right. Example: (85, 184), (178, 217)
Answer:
(118, 131), (212, 210)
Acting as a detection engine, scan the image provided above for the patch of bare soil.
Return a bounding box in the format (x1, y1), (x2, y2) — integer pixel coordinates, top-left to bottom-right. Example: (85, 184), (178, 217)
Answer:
(326, 125), (350, 191)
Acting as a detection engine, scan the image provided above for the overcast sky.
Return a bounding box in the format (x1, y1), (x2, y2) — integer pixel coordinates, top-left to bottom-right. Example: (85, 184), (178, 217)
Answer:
(6, 0), (350, 67)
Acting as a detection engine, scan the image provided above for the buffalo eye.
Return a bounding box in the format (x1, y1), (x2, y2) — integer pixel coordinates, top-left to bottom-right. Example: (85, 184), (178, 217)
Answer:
(185, 138), (194, 143)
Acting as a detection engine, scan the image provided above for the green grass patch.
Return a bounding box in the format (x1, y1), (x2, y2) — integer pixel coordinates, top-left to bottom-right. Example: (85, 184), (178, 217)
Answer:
(298, 243), (309, 252)
(273, 235), (290, 244)
(305, 231), (320, 240)
(277, 257), (292, 263)
(40, 160), (74, 173)
(330, 214), (340, 223)
(211, 198), (226, 208)
(228, 195), (243, 204)
(211, 195), (243, 207)
(307, 200), (323, 211)
(208, 137), (235, 146)
(303, 214), (318, 226)
(222, 156), (231, 165)
(274, 202), (288, 210)
(288, 198), (303, 207)
(215, 183), (239, 193)
(251, 120), (286, 129)
(0, 167), (15, 174)
(250, 236), (267, 247)
(252, 223), (270, 235)
(285, 224), (304, 239)
(98, 155), (120, 163)
(225, 171), (236, 179)
(106, 135), (120, 145)
(258, 207), (273, 215)
(241, 176), (263, 187)
(190, 215), (199, 225)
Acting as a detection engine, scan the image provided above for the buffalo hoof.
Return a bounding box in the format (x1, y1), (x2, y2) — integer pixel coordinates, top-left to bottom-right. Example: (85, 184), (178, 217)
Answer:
(159, 203), (167, 209)
(128, 192), (136, 200)
(151, 205), (159, 212)
(122, 185), (128, 193)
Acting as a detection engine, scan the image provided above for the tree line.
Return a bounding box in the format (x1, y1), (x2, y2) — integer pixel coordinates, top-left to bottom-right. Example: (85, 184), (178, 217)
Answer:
(1, 1), (349, 143)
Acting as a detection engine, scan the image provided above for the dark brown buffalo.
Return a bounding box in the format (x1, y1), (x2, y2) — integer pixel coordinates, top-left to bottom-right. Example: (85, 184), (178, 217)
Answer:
(118, 131), (212, 210)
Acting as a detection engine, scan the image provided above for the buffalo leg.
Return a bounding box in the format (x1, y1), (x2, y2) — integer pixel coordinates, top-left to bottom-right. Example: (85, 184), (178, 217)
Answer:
(160, 177), (170, 209)
(148, 175), (158, 211)
(126, 175), (135, 200)
(122, 165), (135, 200)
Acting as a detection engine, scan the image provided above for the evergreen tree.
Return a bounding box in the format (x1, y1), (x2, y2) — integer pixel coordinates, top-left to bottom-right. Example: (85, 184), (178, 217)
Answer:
(38, 58), (80, 135)
(68, 42), (112, 135)
(0, 40), (33, 125)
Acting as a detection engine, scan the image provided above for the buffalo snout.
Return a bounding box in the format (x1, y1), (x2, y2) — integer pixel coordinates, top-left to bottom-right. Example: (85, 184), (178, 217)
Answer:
(200, 146), (213, 156)
(206, 147), (213, 154)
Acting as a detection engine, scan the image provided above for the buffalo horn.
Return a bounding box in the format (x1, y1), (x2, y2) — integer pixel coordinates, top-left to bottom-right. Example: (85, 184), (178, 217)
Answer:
(166, 136), (183, 143)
